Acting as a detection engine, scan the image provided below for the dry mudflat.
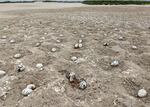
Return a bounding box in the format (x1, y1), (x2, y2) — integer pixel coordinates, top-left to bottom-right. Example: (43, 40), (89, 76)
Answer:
(0, 3), (150, 107)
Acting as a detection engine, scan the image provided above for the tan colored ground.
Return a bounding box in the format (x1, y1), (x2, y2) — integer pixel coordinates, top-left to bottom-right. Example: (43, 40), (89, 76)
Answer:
(0, 3), (150, 107)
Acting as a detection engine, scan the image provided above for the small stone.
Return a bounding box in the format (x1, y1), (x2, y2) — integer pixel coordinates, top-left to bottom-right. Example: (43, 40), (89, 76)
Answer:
(71, 56), (77, 61)
(1, 36), (7, 39)
(78, 39), (83, 43)
(78, 43), (83, 48)
(111, 60), (119, 66)
(17, 64), (25, 72)
(132, 45), (137, 50)
(41, 37), (45, 40)
(59, 34), (63, 37)
(138, 89), (147, 98)
(10, 39), (15, 44)
(51, 48), (57, 52)
(21, 88), (33, 96)
(26, 84), (36, 90)
(35, 42), (41, 47)
(79, 79), (87, 90)
(73, 32), (77, 34)
(36, 63), (43, 68)
(118, 36), (124, 40)
(56, 39), (61, 43)
(66, 72), (76, 82)
(103, 42), (109, 46)
(74, 43), (79, 49)
(39, 67), (44, 71)
(44, 32), (47, 35)
(0, 70), (6, 78)
(14, 53), (22, 59)
(81, 35), (85, 38)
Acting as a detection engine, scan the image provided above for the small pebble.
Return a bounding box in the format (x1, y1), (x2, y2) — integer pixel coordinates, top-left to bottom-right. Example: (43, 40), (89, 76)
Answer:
(21, 88), (33, 96)
(0, 70), (6, 78)
(14, 53), (22, 59)
(103, 42), (109, 46)
(118, 36), (124, 40)
(26, 84), (36, 90)
(74, 43), (79, 49)
(56, 39), (61, 43)
(59, 34), (63, 37)
(138, 89), (147, 98)
(35, 42), (41, 47)
(41, 37), (45, 40)
(78, 39), (83, 43)
(111, 60), (119, 66)
(132, 45), (137, 50)
(10, 39), (15, 44)
(17, 64), (25, 72)
(81, 35), (85, 38)
(36, 63), (43, 68)
(71, 56), (77, 61)
(1, 36), (7, 39)
(51, 48), (57, 52)
(73, 32), (77, 34)
(44, 32), (47, 35)
(79, 79), (87, 90)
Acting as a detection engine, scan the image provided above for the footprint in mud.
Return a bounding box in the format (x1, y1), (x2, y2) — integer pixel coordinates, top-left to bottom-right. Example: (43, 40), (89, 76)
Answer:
(130, 53), (150, 71)
(122, 77), (150, 104)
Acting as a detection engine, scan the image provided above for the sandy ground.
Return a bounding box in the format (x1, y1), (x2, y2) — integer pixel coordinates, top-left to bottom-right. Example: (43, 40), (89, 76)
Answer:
(0, 3), (150, 107)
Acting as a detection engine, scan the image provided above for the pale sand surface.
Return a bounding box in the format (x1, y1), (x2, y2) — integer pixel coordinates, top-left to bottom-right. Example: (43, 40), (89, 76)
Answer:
(0, 3), (150, 107)
(0, 2), (85, 11)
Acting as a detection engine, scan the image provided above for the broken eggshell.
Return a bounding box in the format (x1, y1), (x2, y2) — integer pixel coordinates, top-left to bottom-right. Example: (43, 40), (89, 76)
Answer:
(17, 64), (25, 72)
(79, 79), (87, 90)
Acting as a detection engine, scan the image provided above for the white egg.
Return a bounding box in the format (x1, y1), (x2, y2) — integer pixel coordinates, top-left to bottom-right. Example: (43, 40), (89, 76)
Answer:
(21, 88), (33, 96)
(138, 89), (147, 98)
(78, 43), (83, 48)
(51, 48), (57, 52)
